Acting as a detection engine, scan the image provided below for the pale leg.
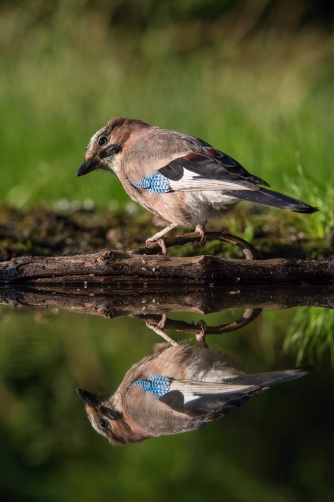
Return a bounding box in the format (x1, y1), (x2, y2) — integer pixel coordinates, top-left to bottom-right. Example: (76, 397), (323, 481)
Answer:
(196, 320), (208, 348)
(146, 314), (179, 345)
(146, 223), (178, 254)
(195, 221), (207, 243)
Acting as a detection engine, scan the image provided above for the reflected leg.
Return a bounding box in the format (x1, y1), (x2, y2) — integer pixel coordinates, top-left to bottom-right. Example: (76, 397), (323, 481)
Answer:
(146, 313), (179, 345)
(196, 319), (208, 348)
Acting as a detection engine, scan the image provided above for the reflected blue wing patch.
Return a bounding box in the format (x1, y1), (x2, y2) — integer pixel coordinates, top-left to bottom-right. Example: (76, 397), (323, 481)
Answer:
(130, 376), (171, 397)
(130, 172), (171, 194)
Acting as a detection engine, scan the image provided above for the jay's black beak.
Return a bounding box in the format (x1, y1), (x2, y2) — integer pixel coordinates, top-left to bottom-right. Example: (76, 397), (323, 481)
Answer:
(76, 156), (99, 177)
(76, 389), (99, 408)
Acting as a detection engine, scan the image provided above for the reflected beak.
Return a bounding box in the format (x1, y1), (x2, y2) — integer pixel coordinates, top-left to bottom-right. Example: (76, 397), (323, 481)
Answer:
(76, 389), (99, 408)
(76, 156), (99, 177)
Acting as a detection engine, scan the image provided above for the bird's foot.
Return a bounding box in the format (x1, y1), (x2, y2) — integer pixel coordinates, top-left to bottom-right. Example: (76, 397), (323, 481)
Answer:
(157, 238), (167, 255)
(146, 314), (179, 346)
(145, 223), (178, 254)
(196, 320), (208, 348)
(145, 236), (167, 254)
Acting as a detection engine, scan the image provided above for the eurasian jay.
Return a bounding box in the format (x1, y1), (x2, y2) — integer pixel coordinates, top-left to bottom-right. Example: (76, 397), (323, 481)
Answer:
(77, 118), (317, 253)
(77, 342), (311, 445)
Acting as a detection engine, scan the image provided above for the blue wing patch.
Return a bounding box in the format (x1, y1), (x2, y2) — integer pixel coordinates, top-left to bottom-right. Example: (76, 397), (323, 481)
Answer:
(130, 376), (171, 397)
(130, 172), (171, 194)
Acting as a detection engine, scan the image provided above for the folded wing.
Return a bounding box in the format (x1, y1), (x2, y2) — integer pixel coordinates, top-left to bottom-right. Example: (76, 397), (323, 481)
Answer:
(125, 130), (269, 193)
(159, 148), (270, 192)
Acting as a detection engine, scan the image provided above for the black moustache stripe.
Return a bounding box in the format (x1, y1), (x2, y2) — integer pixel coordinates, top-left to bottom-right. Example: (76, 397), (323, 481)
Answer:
(100, 405), (123, 421)
(99, 144), (122, 159)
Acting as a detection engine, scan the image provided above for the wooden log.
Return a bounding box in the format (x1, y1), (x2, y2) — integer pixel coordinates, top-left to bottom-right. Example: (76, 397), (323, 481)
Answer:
(0, 250), (334, 285)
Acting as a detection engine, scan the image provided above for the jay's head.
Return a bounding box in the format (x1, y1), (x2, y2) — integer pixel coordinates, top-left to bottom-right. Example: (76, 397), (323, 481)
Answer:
(76, 117), (149, 177)
(76, 388), (132, 445)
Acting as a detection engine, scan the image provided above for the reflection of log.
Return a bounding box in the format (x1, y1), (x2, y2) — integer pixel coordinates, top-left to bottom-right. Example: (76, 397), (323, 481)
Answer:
(1, 284), (333, 320)
(0, 250), (334, 284)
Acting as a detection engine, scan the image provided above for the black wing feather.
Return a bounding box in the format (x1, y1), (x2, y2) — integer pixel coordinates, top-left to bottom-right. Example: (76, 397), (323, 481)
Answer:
(159, 164), (184, 181)
(184, 388), (266, 420)
(159, 148), (270, 187)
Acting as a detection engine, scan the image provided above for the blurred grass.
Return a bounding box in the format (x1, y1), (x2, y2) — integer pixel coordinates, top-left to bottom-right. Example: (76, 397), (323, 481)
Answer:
(0, 2), (333, 243)
(284, 307), (334, 365)
(288, 166), (334, 239)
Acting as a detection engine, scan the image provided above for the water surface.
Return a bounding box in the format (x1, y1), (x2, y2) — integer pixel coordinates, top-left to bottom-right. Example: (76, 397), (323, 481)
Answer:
(0, 284), (333, 502)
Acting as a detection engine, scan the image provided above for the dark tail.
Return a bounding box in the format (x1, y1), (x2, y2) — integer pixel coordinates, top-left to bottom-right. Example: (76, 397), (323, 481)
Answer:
(224, 366), (315, 387)
(225, 188), (318, 214)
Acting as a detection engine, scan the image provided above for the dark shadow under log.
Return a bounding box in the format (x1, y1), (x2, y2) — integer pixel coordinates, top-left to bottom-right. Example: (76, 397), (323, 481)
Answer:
(1, 284), (333, 319)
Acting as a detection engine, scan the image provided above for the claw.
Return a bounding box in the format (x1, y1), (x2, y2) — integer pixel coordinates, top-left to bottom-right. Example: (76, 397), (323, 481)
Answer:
(157, 238), (167, 255)
(158, 313), (167, 330)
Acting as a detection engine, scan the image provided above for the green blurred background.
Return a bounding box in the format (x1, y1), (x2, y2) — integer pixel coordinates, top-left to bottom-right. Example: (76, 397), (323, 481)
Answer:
(0, 0), (333, 229)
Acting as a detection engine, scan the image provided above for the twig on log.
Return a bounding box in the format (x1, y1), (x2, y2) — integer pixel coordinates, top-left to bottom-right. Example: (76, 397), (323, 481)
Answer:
(146, 308), (262, 345)
(132, 231), (262, 260)
(144, 308), (263, 337)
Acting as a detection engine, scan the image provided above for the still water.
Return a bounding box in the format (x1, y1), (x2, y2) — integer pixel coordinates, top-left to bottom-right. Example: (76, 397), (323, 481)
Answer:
(0, 284), (333, 501)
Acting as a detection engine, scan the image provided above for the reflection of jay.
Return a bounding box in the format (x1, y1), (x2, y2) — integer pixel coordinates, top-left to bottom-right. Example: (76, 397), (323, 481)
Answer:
(77, 118), (317, 252)
(77, 342), (311, 445)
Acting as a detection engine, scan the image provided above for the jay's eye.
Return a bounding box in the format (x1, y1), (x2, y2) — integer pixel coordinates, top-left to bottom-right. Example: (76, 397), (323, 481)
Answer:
(99, 418), (109, 429)
(98, 136), (108, 147)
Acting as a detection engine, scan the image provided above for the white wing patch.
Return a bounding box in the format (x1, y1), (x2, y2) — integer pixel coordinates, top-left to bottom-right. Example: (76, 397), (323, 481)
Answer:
(169, 168), (254, 192)
(170, 380), (258, 404)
